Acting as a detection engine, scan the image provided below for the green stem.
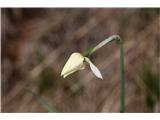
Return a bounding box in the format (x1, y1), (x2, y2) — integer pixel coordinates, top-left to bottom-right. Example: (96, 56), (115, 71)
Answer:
(83, 35), (120, 57)
(120, 39), (125, 113)
(86, 35), (125, 113)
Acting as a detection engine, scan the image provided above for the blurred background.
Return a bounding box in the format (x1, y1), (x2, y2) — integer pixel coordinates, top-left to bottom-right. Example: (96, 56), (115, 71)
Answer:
(1, 8), (160, 112)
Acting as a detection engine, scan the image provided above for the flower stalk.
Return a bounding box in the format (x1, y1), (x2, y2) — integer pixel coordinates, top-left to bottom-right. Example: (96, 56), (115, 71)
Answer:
(84, 35), (125, 113)
(120, 39), (125, 113)
(61, 35), (125, 112)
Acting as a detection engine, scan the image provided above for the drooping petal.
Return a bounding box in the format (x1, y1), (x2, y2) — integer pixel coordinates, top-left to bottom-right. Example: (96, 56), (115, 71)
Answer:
(85, 57), (103, 80)
(61, 52), (85, 77)
(63, 63), (85, 78)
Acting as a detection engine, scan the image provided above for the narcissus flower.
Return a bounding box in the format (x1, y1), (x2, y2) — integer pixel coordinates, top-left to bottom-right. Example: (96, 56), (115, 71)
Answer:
(61, 52), (103, 79)
(60, 35), (125, 112)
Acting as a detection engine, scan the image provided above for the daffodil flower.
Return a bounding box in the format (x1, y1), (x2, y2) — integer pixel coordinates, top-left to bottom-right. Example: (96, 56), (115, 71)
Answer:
(61, 52), (103, 79)
(60, 35), (125, 112)
(61, 35), (121, 80)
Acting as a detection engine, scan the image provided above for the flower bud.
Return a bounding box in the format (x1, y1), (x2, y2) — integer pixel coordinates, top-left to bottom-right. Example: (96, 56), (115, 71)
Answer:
(61, 52), (85, 78)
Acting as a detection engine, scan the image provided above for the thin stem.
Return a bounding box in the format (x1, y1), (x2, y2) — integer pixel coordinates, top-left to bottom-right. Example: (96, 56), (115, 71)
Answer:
(120, 39), (125, 113)
(86, 35), (125, 113)
(83, 35), (120, 57)
(90, 35), (120, 56)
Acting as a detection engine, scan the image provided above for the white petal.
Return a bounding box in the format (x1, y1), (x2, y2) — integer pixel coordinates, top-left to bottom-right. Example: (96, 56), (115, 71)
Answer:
(85, 57), (103, 80)
(61, 52), (85, 77)
(63, 64), (85, 78)
(63, 70), (76, 78)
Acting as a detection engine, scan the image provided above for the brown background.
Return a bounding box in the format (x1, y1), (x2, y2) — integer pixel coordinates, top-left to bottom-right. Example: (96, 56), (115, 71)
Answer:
(1, 8), (160, 112)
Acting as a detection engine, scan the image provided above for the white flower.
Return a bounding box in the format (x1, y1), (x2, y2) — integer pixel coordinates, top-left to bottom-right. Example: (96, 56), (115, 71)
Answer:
(61, 52), (103, 79)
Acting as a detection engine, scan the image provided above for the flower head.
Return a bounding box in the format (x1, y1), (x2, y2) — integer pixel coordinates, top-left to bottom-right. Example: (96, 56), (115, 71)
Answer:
(61, 52), (103, 79)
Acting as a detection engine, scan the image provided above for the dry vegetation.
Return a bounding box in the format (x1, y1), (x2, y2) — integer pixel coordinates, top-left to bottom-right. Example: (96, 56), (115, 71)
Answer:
(1, 8), (160, 112)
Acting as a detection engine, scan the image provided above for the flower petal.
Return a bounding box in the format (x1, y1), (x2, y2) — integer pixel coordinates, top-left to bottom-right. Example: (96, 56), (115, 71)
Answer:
(85, 57), (103, 80)
(63, 64), (85, 78)
(61, 52), (85, 77)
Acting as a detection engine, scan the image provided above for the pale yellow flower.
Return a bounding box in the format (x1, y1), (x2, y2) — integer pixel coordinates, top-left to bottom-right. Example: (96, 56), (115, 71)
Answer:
(61, 52), (103, 79)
